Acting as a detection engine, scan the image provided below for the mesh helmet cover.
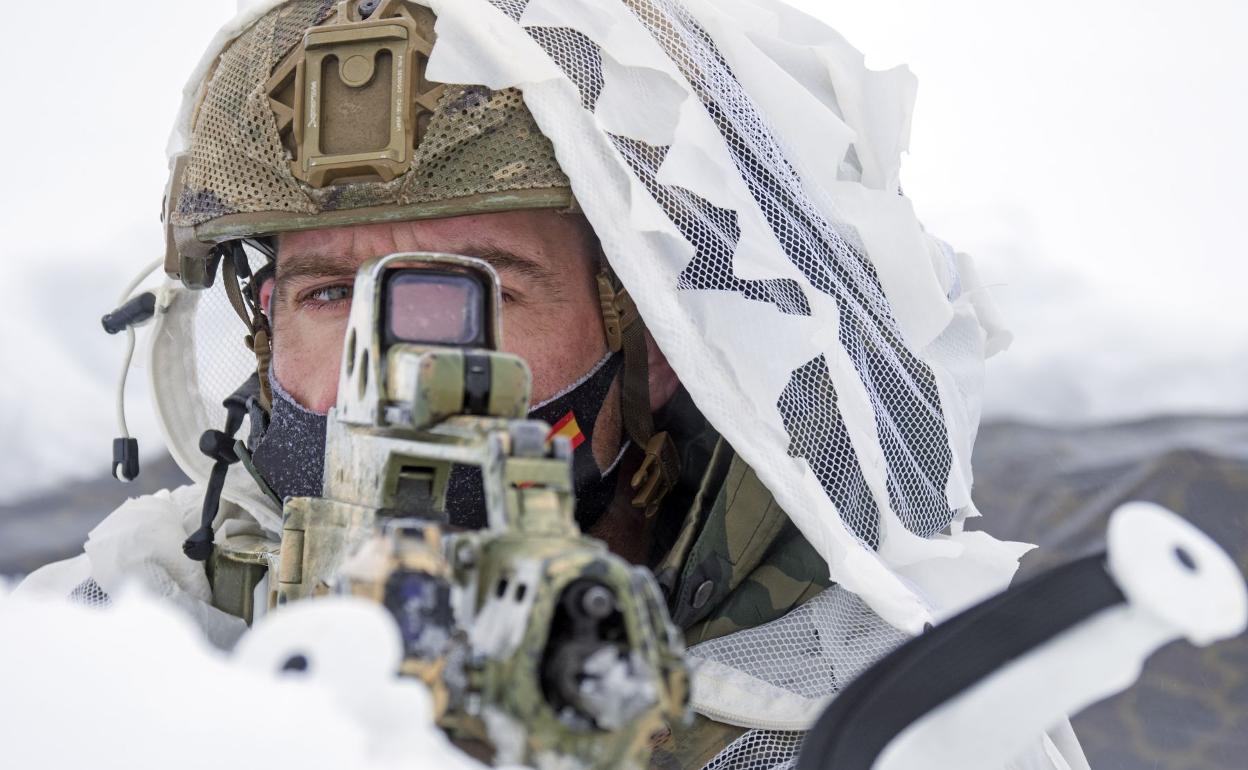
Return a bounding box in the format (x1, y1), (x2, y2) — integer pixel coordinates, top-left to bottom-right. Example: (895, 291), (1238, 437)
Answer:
(167, 0), (573, 278)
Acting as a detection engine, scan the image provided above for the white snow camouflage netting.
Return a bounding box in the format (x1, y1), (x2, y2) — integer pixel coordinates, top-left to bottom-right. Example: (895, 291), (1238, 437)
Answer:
(145, 0), (1035, 757)
(421, 0), (1024, 631)
(686, 585), (909, 730)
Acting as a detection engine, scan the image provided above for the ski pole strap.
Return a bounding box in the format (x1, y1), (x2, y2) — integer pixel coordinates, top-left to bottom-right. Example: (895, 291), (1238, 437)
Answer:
(796, 553), (1125, 770)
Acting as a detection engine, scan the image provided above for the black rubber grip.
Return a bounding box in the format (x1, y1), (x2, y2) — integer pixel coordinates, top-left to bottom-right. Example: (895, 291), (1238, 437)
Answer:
(112, 437), (140, 481)
(797, 554), (1125, 770)
(101, 292), (157, 335)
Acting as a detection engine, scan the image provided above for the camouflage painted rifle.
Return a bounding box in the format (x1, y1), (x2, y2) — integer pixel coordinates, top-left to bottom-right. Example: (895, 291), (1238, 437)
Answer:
(270, 253), (688, 769)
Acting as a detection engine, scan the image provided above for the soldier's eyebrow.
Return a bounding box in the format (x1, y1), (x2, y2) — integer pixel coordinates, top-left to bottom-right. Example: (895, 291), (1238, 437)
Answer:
(274, 251), (362, 304)
(457, 243), (564, 298)
(274, 243), (565, 299)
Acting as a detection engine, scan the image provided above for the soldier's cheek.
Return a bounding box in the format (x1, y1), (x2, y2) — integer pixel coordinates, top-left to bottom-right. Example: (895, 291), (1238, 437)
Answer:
(497, 305), (581, 402)
(272, 311), (350, 414)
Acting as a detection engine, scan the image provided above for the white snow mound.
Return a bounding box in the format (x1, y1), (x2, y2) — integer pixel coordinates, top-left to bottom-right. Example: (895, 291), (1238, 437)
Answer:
(0, 584), (489, 770)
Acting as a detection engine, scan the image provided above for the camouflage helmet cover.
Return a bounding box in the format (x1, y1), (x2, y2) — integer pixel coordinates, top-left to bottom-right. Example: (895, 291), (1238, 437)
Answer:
(163, 0), (574, 288)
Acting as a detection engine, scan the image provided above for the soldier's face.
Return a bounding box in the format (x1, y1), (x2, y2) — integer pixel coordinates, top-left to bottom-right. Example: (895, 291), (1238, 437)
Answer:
(262, 211), (618, 460)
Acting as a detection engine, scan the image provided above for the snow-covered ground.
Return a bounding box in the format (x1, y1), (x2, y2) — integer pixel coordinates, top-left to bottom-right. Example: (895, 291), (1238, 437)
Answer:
(1, 0), (1245, 504)
(0, 584), (488, 770)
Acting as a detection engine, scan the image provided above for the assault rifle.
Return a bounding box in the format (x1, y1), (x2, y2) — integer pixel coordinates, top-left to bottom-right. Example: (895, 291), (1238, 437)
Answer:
(220, 253), (687, 769)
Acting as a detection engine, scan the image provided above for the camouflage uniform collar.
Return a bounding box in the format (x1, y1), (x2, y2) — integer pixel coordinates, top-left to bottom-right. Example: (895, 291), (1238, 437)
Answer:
(646, 434), (833, 770)
(646, 390), (831, 644)
(653, 437), (731, 594)
(645, 386), (723, 571)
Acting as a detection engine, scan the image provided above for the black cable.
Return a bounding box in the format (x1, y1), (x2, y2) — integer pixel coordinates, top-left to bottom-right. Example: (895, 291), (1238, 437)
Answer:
(183, 375), (262, 562)
(797, 554), (1125, 770)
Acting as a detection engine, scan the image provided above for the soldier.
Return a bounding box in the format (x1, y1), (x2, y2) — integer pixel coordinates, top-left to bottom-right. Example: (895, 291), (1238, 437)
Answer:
(20, 1), (1086, 768)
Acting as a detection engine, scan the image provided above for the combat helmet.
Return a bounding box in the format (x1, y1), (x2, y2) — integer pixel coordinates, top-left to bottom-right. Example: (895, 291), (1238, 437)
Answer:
(165, 0), (575, 290)
(152, 0), (674, 538)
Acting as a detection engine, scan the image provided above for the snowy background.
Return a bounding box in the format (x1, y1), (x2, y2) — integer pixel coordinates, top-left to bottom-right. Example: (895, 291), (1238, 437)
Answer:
(0, 0), (1245, 505)
(2, 5), (1245, 768)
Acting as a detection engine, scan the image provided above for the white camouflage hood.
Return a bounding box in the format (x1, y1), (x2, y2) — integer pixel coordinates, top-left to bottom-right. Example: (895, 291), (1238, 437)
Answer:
(149, 0), (1022, 639)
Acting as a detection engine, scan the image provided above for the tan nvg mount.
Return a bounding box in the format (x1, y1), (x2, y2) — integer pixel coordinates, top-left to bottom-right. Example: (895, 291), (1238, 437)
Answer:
(248, 253), (687, 768)
(266, 0), (444, 187)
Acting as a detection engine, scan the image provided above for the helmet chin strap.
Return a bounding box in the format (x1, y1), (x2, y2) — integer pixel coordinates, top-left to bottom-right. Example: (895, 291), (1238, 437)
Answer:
(182, 239), (277, 562)
(219, 239), (276, 413)
(595, 266), (680, 518)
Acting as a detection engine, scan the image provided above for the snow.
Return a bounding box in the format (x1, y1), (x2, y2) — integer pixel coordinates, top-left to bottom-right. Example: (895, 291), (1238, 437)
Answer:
(1, 0), (1245, 504)
(0, 584), (489, 770)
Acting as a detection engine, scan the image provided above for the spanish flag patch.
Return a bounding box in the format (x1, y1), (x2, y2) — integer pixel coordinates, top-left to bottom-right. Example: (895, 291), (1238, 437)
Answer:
(549, 410), (586, 449)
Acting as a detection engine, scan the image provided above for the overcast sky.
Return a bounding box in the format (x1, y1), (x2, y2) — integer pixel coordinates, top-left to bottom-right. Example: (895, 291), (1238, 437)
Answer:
(0, 0), (1244, 504)
(803, 0), (1248, 423)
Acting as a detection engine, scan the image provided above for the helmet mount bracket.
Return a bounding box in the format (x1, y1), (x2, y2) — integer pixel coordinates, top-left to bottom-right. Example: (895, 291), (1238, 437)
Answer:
(265, 0), (444, 188)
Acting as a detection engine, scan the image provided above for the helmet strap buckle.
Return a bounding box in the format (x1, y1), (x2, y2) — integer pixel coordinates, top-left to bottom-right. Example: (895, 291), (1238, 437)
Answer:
(630, 432), (680, 519)
(597, 271), (639, 353)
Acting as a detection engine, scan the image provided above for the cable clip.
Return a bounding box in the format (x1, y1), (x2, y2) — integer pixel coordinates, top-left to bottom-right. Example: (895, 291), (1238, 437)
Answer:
(101, 292), (157, 335)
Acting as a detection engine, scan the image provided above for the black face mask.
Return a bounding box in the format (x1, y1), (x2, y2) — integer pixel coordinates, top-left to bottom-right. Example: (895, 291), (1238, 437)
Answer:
(250, 352), (627, 531)
(529, 351), (627, 531)
(248, 373), (328, 502)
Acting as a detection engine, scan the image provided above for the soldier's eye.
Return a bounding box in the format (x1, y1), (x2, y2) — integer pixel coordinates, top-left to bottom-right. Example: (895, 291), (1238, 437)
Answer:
(307, 285), (352, 304)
